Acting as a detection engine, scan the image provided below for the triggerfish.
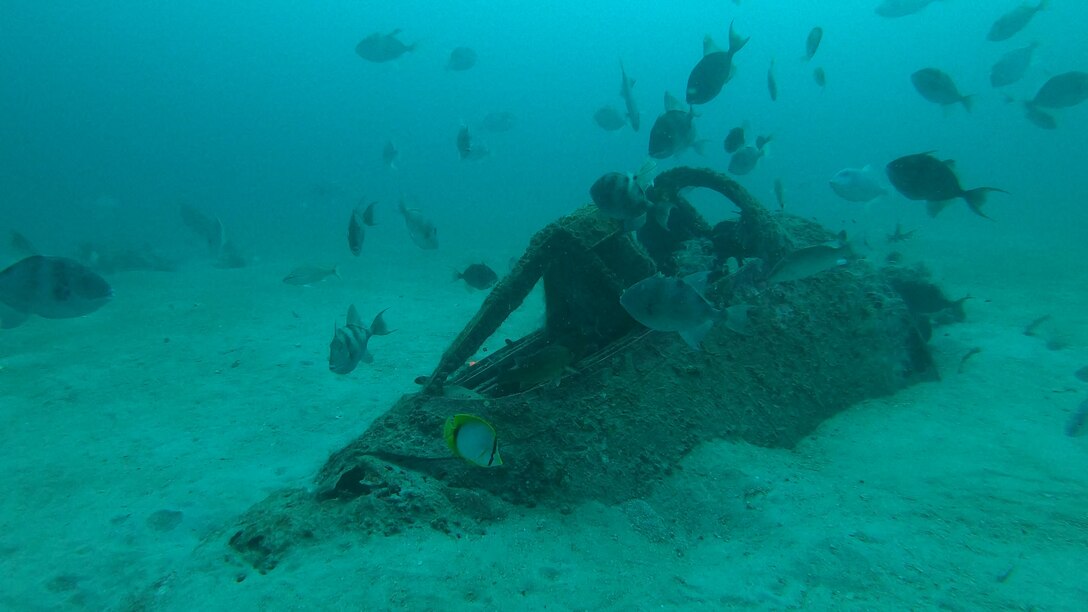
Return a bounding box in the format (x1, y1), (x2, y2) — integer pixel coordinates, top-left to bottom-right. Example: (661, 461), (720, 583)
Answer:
(444, 414), (503, 468)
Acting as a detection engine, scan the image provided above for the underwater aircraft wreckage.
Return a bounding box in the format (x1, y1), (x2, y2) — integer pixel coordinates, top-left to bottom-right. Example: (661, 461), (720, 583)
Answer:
(226, 166), (957, 572)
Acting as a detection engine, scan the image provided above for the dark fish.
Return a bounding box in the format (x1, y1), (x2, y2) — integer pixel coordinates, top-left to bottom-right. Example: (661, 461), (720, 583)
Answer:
(755, 134), (774, 150)
(398, 199), (438, 250)
(456, 125), (489, 160)
(498, 344), (574, 390)
(283, 265), (339, 286)
(1066, 398), (1088, 437)
(620, 62), (640, 132)
(593, 105), (627, 131)
(1024, 105), (1057, 130)
(767, 59), (778, 101)
(886, 152), (1006, 218)
(589, 162), (671, 231)
(813, 67), (827, 88)
(773, 179), (785, 211)
(382, 140), (399, 169)
(685, 21), (750, 105)
(890, 278), (969, 320)
(1075, 366), (1088, 382)
(876, 0), (943, 18)
(804, 27), (824, 61)
(911, 68), (972, 111)
(355, 29), (416, 63)
(328, 305), (393, 374)
(1028, 71), (1088, 108)
(480, 111), (516, 133)
(723, 126), (746, 153)
(446, 46), (477, 71)
(348, 201), (377, 256)
(0, 256), (112, 328)
(990, 43), (1037, 88)
(455, 263), (499, 290)
(648, 92), (700, 160)
(988, 0), (1047, 42)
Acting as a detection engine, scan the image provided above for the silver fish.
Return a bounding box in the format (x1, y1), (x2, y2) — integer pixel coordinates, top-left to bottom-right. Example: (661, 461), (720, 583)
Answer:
(283, 265), (339, 286)
(728, 144), (765, 175)
(988, 0), (1047, 42)
(328, 305), (393, 374)
(829, 165), (888, 202)
(619, 62), (640, 132)
(766, 240), (853, 284)
(398, 200), (438, 250)
(620, 272), (749, 349)
(0, 255), (112, 328)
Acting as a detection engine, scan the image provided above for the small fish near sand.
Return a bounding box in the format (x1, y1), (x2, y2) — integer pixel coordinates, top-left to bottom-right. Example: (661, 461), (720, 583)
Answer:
(911, 68), (973, 111)
(498, 344), (575, 391)
(348, 201), (377, 256)
(398, 199), (439, 250)
(444, 414), (502, 467)
(455, 263), (499, 290)
(283, 265), (340, 286)
(355, 29), (416, 63)
(620, 271), (750, 350)
(0, 255), (113, 328)
(328, 305), (394, 374)
(886, 152), (1006, 219)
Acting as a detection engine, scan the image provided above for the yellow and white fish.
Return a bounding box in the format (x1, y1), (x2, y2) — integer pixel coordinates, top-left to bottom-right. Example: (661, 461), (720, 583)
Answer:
(443, 414), (502, 468)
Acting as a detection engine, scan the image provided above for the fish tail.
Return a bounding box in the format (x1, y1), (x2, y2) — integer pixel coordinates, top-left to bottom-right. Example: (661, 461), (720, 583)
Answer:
(962, 188), (1006, 219)
(727, 21), (750, 53)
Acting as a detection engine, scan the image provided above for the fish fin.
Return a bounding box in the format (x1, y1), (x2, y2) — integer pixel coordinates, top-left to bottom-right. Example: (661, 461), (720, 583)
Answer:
(679, 321), (713, 350)
(650, 201), (673, 229)
(723, 304), (752, 336)
(634, 159), (657, 189)
(962, 188), (1006, 220)
(702, 34), (722, 55)
(727, 20), (750, 53)
(346, 304), (363, 328)
(925, 200), (954, 217)
(683, 270), (711, 295)
(664, 91), (684, 112)
(960, 95), (975, 112)
(369, 307), (395, 336)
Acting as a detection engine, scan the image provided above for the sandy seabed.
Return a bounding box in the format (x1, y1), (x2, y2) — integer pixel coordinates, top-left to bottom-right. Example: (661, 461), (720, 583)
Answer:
(1, 231), (1085, 611)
